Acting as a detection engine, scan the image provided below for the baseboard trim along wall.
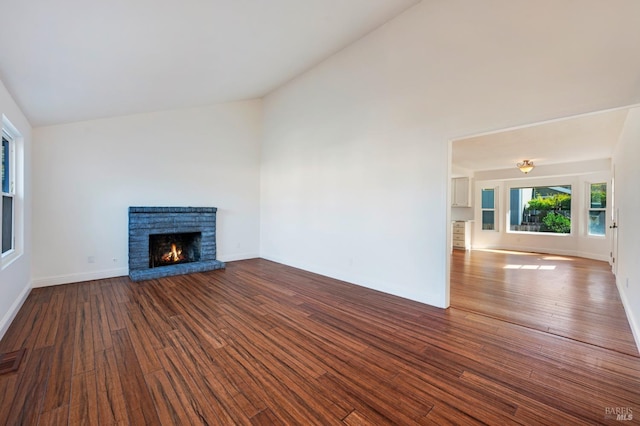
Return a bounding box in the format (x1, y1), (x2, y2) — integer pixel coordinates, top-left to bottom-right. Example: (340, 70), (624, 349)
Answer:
(218, 253), (260, 263)
(0, 283), (31, 341)
(31, 268), (129, 288)
(473, 245), (609, 263)
(616, 276), (640, 356)
(30, 253), (260, 288)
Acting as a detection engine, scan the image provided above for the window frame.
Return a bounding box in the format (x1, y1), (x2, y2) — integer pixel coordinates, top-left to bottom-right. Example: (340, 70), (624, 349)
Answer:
(507, 184), (573, 235)
(1, 115), (21, 267)
(587, 182), (607, 237)
(2, 129), (15, 256)
(480, 187), (497, 231)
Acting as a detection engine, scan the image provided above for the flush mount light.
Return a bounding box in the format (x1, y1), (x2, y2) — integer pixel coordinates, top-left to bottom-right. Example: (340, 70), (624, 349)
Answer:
(517, 160), (534, 174)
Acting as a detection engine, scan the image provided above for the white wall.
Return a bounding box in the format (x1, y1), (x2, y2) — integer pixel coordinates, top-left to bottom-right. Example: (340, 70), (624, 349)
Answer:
(472, 159), (611, 261)
(0, 78), (32, 339)
(612, 106), (640, 349)
(260, 0), (637, 308)
(32, 100), (261, 286)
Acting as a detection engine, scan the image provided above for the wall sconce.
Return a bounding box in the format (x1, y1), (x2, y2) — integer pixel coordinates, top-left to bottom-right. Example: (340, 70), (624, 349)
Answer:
(517, 160), (534, 174)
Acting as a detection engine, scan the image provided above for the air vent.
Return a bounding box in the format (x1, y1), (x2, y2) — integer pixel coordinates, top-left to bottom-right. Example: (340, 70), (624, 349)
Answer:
(0, 348), (26, 375)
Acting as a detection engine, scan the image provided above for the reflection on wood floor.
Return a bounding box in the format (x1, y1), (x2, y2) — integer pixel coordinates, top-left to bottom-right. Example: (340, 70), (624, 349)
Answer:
(451, 249), (638, 356)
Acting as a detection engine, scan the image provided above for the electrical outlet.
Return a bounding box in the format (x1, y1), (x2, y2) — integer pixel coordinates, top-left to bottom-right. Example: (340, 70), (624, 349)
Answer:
(88, 256), (95, 264)
(626, 278), (629, 288)
(112, 258), (118, 263)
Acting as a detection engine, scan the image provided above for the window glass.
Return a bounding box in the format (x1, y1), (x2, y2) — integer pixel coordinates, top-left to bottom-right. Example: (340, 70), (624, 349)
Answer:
(510, 185), (571, 234)
(481, 188), (495, 230)
(590, 183), (606, 208)
(588, 183), (606, 236)
(482, 211), (495, 230)
(2, 196), (12, 253)
(1, 137), (9, 193)
(481, 189), (494, 209)
(1, 133), (15, 255)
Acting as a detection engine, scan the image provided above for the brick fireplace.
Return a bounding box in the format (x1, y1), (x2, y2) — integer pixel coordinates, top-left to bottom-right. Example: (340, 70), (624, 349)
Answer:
(128, 206), (225, 281)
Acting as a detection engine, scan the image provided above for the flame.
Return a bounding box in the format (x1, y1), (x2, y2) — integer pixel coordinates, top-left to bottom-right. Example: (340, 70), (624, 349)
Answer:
(161, 243), (185, 263)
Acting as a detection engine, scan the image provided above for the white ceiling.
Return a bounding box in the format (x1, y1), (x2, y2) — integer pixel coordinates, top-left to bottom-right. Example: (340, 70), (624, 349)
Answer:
(0, 0), (419, 126)
(452, 108), (630, 173)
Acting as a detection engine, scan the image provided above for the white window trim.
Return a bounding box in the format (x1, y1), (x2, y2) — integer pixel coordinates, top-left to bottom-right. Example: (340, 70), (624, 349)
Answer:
(506, 183), (573, 236)
(1, 115), (22, 268)
(587, 181), (607, 238)
(481, 187), (498, 231)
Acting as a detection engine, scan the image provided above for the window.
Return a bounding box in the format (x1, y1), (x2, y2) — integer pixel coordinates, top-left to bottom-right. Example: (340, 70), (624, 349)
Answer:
(588, 183), (606, 236)
(509, 185), (571, 234)
(2, 131), (15, 254)
(481, 188), (495, 230)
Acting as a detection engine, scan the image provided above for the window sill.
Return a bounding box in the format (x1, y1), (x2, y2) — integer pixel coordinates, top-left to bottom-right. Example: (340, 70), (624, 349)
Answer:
(507, 231), (571, 236)
(1, 249), (22, 270)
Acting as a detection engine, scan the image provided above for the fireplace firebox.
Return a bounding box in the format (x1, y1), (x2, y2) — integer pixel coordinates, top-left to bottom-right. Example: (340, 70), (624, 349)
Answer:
(128, 207), (224, 281)
(149, 232), (201, 268)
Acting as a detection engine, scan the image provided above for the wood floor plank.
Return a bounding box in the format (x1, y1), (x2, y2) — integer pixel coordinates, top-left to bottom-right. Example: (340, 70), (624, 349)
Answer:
(38, 405), (69, 426)
(164, 327), (254, 421)
(0, 373), (18, 420)
(144, 369), (192, 425)
(72, 301), (94, 375)
(159, 345), (239, 424)
(40, 308), (76, 412)
(60, 283), (79, 314)
(101, 282), (127, 332)
(91, 293), (113, 352)
(95, 348), (130, 425)
(112, 328), (161, 425)
(121, 303), (163, 374)
(69, 371), (99, 425)
(0, 255), (638, 425)
(3, 347), (53, 425)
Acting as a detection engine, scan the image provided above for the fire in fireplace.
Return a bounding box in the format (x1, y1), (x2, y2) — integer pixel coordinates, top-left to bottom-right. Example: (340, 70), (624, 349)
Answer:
(149, 232), (201, 268)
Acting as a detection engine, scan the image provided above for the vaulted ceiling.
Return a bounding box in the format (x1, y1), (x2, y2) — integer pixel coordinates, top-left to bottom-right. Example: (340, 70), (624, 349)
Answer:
(1, 0), (639, 147)
(0, 0), (419, 126)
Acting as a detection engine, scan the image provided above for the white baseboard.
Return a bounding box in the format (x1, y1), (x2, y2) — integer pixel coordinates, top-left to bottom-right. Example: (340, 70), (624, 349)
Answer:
(0, 282), (31, 341)
(474, 245), (609, 262)
(218, 252), (260, 262)
(29, 255), (256, 288)
(31, 267), (129, 288)
(616, 276), (640, 355)
(259, 254), (444, 308)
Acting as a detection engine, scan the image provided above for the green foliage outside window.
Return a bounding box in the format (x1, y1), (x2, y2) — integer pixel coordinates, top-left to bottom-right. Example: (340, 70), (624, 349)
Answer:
(527, 194), (571, 211)
(526, 193), (571, 233)
(542, 212), (571, 233)
(590, 183), (606, 208)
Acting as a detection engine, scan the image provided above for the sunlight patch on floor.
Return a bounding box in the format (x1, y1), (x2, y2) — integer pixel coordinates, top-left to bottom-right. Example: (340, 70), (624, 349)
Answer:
(504, 264), (557, 270)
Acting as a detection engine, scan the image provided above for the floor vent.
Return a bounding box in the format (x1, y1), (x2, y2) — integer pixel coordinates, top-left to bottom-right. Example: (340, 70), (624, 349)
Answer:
(0, 348), (26, 375)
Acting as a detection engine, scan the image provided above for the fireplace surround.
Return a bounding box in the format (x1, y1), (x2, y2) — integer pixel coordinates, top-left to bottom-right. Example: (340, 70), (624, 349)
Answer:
(128, 206), (224, 281)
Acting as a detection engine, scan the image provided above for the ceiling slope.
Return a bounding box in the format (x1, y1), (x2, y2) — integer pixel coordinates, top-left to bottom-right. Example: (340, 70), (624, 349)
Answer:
(0, 0), (419, 126)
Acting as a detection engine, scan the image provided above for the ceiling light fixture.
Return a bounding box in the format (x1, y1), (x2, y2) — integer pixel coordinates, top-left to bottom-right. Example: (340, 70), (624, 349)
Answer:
(517, 160), (534, 174)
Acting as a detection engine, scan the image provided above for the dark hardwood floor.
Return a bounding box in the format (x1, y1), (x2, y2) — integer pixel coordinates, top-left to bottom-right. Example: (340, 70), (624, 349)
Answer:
(0, 255), (638, 424)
